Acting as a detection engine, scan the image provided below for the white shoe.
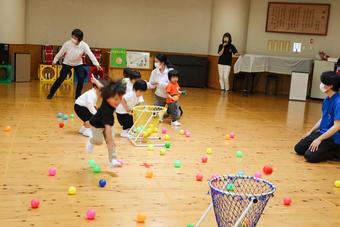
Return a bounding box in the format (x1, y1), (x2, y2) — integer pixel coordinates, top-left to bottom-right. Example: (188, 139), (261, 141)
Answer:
(86, 139), (94, 153)
(171, 121), (181, 126)
(82, 128), (93, 137)
(120, 129), (130, 138)
(110, 159), (122, 168)
(79, 126), (86, 134)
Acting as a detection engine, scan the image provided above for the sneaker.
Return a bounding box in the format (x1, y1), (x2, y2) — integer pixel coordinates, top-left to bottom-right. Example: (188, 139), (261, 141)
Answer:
(120, 129), (130, 138)
(79, 126), (86, 134)
(82, 128), (93, 137)
(86, 139), (94, 153)
(47, 94), (53, 99)
(171, 121), (181, 126)
(110, 159), (123, 168)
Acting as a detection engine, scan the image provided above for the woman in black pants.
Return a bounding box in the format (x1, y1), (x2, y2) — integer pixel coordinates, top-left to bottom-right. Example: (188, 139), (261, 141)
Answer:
(47, 29), (102, 99)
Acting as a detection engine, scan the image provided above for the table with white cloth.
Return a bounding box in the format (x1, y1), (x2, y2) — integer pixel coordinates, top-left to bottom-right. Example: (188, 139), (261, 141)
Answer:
(233, 54), (313, 99)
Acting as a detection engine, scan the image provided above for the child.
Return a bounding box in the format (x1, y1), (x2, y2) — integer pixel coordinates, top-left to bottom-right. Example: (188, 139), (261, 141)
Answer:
(295, 71), (340, 163)
(166, 69), (181, 126)
(116, 80), (147, 137)
(86, 81), (126, 168)
(74, 75), (105, 137)
(123, 68), (142, 93)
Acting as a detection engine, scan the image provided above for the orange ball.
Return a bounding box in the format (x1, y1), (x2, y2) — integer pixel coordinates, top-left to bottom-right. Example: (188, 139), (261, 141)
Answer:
(136, 213), (146, 223)
(145, 170), (153, 178)
(225, 134), (230, 140)
(4, 126), (11, 132)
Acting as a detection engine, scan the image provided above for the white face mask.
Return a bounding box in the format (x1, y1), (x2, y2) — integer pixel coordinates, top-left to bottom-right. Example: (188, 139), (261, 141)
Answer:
(71, 38), (78, 45)
(154, 62), (160, 69)
(319, 83), (327, 93)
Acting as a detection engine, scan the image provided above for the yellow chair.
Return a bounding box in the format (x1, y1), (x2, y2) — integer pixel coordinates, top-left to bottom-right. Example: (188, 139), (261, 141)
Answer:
(38, 64), (57, 82)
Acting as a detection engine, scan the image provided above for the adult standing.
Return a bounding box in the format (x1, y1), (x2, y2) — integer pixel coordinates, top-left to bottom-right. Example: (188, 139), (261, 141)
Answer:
(217, 32), (239, 92)
(47, 28), (102, 99)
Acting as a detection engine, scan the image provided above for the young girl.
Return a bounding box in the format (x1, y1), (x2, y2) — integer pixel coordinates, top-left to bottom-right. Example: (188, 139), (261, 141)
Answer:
(74, 75), (105, 137)
(217, 33), (239, 92)
(86, 81), (126, 168)
(116, 80), (147, 137)
(48, 28), (102, 99)
(123, 68), (142, 93)
(166, 69), (181, 126)
(295, 71), (340, 163)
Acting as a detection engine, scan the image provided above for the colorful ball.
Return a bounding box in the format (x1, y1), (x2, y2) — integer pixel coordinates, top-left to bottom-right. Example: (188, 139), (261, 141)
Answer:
(230, 132), (235, 139)
(153, 127), (158, 133)
(4, 126), (11, 132)
(142, 131), (149, 138)
(68, 186), (77, 195)
(164, 134), (170, 141)
(93, 165), (101, 173)
(146, 128), (153, 135)
(235, 150), (243, 158)
(334, 180), (340, 188)
(160, 148), (166, 156)
(99, 179), (106, 187)
(59, 122), (64, 128)
(237, 171), (244, 177)
(186, 225), (194, 227)
(184, 131), (191, 137)
(161, 128), (167, 134)
(148, 144), (154, 151)
(201, 156), (208, 163)
(179, 129), (185, 135)
(226, 183), (235, 191)
(225, 134), (230, 140)
(263, 165), (273, 175)
(57, 112), (63, 118)
(69, 113), (74, 119)
(206, 148), (212, 155)
(145, 170), (153, 178)
(86, 208), (96, 220)
(254, 171), (262, 178)
(165, 142), (171, 149)
(283, 197), (292, 206)
(48, 167), (56, 176)
(31, 199), (40, 208)
(174, 160), (181, 168)
(135, 127), (142, 133)
(89, 159), (96, 168)
(196, 173), (203, 181)
(63, 114), (68, 120)
(136, 213), (146, 223)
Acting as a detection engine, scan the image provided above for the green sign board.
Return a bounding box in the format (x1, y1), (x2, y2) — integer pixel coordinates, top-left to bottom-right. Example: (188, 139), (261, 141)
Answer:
(110, 48), (127, 68)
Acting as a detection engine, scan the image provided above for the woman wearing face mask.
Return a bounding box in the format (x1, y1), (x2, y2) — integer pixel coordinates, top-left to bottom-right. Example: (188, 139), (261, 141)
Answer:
(295, 71), (340, 163)
(47, 28), (102, 99)
(148, 53), (173, 106)
(217, 33), (239, 92)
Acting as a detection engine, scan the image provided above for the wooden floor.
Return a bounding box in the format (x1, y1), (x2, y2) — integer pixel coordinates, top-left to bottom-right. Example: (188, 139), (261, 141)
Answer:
(0, 81), (339, 227)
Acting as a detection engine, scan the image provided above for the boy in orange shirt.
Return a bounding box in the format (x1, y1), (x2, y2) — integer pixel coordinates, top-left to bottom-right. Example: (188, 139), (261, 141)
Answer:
(166, 69), (181, 126)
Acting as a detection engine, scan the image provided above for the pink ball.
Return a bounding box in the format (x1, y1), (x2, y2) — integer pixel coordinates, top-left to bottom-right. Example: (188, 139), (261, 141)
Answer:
(254, 172), (262, 178)
(283, 197), (292, 206)
(86, 208), (96, 220)
(196, 173), (203, 181)
(201, 156), (208, 163)
(48, 167), (56, 176)
(161, 128), (167, 134)
(230, 132), (235, 139)
(31, 199), (40, 208)
(184, 131), (191, 137)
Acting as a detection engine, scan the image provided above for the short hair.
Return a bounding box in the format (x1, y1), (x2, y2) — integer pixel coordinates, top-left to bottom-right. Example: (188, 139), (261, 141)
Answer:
(168, 69), (179, 81)
(71, 29), (84, 42)
(133, 79), (147, 91)
(123, 68), (141, 80)
(321, 71), (340, 91)
(101, 81), (126, 100)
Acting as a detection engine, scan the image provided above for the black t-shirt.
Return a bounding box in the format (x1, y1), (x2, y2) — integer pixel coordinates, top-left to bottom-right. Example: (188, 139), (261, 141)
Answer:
(218, 44), (238, 66)
(90, 99), (115, 128)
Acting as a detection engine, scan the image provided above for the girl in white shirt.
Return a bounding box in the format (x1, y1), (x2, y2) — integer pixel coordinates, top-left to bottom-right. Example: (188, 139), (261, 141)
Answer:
(47, 29), (102, 99)
(122, 68), (142, 93)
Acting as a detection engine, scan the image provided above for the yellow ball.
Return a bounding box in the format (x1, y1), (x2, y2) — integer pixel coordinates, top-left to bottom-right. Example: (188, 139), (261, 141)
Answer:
(145, 170), (153, 178)
(225, 134), (230, 140)
(136, 213), (146, 223)
(148, 144), (154, 151)
(153, 127), (159, 133)
(164, 134), (170, 141)
(179, 130), (184, 135)
(160, 148), (166, 156)
(335, 180), (340, 188)
(142, 131), (149, 138)
(146, 128), (153, 135)
(68, 186), (77, 195)
(149, 124), (154, 129)
(206, 148), (212, 155)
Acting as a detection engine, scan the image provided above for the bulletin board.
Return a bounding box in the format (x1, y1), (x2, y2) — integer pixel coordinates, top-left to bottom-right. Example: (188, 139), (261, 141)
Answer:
(126, 51), (151, 69)
(266, 2), (330, 35)
(110, 48), (127, 68)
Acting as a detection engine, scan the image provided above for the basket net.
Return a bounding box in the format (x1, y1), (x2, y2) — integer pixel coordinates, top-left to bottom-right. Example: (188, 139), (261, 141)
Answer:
(132, 105), (167, 129)
(209, 175), (275, 227)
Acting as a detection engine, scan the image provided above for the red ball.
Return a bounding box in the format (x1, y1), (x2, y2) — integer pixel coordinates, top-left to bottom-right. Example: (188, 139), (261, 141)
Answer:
(201, 156), (208, 163)
(263, 165), (273, 175)
(283, 197), (292, 206)
(59, 122), (64, 128)
(196, 173), (203, 181)
(31, 199), (40, 208)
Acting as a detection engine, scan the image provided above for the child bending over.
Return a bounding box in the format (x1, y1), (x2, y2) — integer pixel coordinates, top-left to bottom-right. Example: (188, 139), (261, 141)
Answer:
(166, 69), (181, 126)
(122, 68), (142, 93)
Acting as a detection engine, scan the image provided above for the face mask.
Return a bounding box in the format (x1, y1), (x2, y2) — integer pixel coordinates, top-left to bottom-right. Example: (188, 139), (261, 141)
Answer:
(154, 62), (160, 69)
(319, 83), (327, 93)
(71, 38), (78, 45)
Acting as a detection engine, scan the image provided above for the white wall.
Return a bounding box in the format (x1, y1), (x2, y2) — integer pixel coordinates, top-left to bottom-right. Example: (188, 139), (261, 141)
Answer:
(26, 0), (212, 54)
(246, 0), (340, 58)
(208, 0), (250, 55)
(0, 0), (26, 44)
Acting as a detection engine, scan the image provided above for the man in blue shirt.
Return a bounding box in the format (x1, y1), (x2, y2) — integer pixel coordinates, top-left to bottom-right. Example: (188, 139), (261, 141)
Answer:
(295, 71), (340, 163)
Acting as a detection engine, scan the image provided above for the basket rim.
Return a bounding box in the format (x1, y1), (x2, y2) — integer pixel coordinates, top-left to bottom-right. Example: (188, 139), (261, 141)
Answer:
(209, 175), (276, 198)
(133, 105), (167, 112)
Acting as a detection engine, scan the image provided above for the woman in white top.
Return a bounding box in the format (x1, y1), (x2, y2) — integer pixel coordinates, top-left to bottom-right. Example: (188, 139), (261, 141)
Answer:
(148, 54), (173, 106)
(47, 29), (102, 99)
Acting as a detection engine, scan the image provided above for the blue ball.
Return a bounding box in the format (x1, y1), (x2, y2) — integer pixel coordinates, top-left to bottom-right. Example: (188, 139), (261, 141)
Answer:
(57, 112), (63, 118)
(63, 114), (68, 120)
(99, 179), (106, 187)
(237, 171), (244, 177)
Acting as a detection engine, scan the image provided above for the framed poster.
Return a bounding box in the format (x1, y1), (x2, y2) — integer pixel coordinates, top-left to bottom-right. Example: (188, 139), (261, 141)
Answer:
(266, 2), (330, 35)
(126, 51), (150, 69)
(110, 48), (127, 68)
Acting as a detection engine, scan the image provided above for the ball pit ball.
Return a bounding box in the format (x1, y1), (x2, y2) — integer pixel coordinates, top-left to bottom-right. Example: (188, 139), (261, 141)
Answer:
(174, 160), (181, 168)
(57, 112), (63, 118)
(201, 156), (208, 163)
(69, 113), (74, 119)
(206, 148), (212, 155)
(136, 213), (146, 223)
(93, 165), (101, 173)
(31, 199), (40, 208)
(235, 150), (243, 158)
(145, 170), (153, 178)
(283, 197), (292, 206)
(165, 142), (171, 149)
(59, 122), (64, 128)
(184, 131), (191, 137)
(164, 134), (170, 141)
(230, 132), (235, 139)
(135, 127), (142, 133)
(225, 134), (230, 140)
(146, 128), (153, 135)
(263, 165), (273, 175)
(161, 128), (167, 134)
(334, 180), (340, 188)
(63, 114), (68, 120)
(86, 208), (96, 220)
(226, 183), (235, 191)
(254, 171), (262, 178)
(89, 159), (96, 168)
(68, 186), (77, 195)
(237, 171), (244, 177)
(179, 129), (185, 135)
(4, 126), (11, 132)
(160, 148), (166, 156)
(153, 127), (158, 133)
(48, 167), (56, 176)
(186, 225), (194, 227)
(142, 131), (149, 138)
(196, 173), (203, 181)
(147, 144), (154, 151)
(99, 179), (106, 188)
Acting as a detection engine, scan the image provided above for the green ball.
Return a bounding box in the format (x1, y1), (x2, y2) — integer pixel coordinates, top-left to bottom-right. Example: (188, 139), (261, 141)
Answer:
(165, 142), (171, 149)
(174, 160), (181, 168)
(135, 127), (142, 133)
(235, 150), (243, 158)
(93, 165), (101, 173)
(70, 113), (74, 119)
(186, 225), (194, 227)
(89, 159), (96, 168)
(226, 183), (235, 192)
